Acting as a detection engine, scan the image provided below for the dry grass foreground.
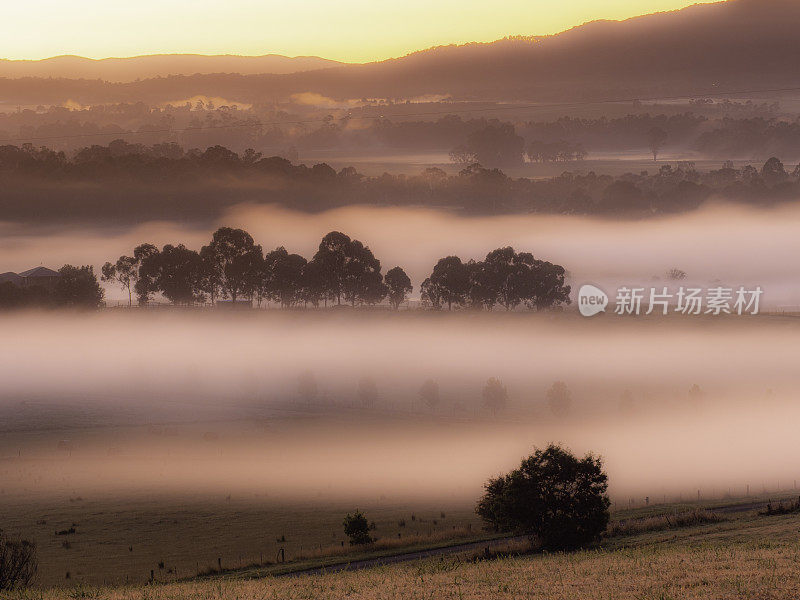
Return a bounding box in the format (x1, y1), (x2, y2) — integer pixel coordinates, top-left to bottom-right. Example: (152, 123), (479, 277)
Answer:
(15, 512), (800, 600)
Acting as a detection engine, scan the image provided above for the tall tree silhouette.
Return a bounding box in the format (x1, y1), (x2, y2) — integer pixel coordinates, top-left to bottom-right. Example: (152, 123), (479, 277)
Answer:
(482, 377), (509, 416)
(421, 256), (470, 310)
(139, 244), (204, 305)
(384, 266), (413, 309)
(310, 231), (385, 306)
(101, 256), (137, 307)
(102, 243), (157, 307)
(647, 127), (668, 162)
(264, 246), (307, 307)
(201, 228), (263, 303)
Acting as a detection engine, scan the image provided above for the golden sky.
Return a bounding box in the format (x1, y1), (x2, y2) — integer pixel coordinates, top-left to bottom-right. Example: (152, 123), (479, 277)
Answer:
(2, 0), (716, 63)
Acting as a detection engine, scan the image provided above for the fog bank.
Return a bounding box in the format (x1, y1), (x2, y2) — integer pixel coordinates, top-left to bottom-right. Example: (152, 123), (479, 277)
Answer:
(2, 201), (800, 307)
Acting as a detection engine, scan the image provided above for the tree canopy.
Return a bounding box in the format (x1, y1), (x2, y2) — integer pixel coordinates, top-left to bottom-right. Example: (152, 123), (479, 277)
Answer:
(422, 249), (570, 311)
(476, 444), (610, 550)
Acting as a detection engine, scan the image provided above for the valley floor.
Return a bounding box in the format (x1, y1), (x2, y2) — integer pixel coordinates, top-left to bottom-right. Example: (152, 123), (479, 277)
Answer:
(17, 509), (800, 599)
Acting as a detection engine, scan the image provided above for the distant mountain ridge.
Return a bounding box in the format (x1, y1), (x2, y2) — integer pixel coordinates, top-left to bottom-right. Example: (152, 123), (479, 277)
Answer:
(0, 54), (344, 82)
(1, 0), (798, 105)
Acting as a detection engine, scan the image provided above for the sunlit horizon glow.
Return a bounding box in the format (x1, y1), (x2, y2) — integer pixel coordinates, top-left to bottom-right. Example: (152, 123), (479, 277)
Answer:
(2, 0), (718, 63)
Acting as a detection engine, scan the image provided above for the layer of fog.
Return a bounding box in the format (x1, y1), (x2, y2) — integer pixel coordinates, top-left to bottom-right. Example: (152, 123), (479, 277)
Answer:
(3, 202), (799, 504)
(2, 408), (798, 506)
(3, 201), (800, 307)
(1, 311), (799, 503)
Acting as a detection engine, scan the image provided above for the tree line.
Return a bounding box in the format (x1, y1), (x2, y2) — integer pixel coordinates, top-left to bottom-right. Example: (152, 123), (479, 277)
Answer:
(102, 229), (406, 308)
(101, 227), (570, 310)
(0, 95), (781, 160)
(420, 249), (570, 311)
(3, 141), (800, 227)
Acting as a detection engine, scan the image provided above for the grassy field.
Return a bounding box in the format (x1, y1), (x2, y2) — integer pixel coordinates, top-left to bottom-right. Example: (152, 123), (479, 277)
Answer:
(3, 406), (800, 589)
(0, 491), (483, 588)
(10, 501), (800, 599)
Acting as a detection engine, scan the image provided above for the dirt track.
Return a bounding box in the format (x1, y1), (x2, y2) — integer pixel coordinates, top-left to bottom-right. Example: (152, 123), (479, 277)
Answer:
(280, 536), (521, 577)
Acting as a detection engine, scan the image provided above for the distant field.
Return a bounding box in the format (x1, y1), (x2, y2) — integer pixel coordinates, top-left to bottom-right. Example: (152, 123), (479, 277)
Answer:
(14, 501), (800, 599)
(297, 150), (768, 178)
(0, 485), (480, 588)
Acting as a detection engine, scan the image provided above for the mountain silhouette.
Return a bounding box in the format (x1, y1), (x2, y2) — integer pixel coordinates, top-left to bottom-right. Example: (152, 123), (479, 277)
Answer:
(1, 0), (798, 105)
(0, 54), (343, 82)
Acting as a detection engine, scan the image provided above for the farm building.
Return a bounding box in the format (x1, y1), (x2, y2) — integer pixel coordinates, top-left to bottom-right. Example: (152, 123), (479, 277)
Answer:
(1, 266), (62, 289)
(0, 272), (23, 286)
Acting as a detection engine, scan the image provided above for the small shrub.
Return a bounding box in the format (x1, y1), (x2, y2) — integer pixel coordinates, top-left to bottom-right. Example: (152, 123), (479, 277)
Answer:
(343, 510), (373, 545)
(760, 497), (800, 516)
(0, 529), (38, 590)
(67, 585), (101, 599)
(55, 526), (76, 536)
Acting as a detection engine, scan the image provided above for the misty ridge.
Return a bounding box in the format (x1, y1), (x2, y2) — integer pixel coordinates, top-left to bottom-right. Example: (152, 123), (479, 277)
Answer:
(3, 0), (800, 230)
(0, 54), (344, 82)
(0, 0), (798, 106)
(3, 140), (800, 225)
(0, 99), (792, 159)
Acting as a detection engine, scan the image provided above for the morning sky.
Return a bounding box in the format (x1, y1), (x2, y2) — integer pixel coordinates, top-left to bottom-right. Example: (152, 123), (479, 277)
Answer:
(3, 0), (715, 62)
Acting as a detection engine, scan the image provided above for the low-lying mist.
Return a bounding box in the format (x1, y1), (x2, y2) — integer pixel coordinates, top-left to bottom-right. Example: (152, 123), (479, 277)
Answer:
(3, 201), (800, 306)
(1, 310), (798, 504)
(3, 202), (799, 506)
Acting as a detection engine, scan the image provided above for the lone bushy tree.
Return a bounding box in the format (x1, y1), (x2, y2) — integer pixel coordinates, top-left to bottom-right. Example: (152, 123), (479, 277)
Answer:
(0, 530), (37, 590)
(384, 266), (412, 309)
(476, 444), (610, 550)
(343, 510), (373, 545)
